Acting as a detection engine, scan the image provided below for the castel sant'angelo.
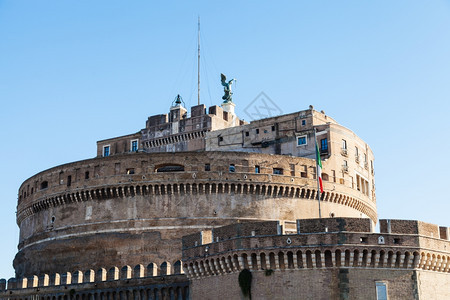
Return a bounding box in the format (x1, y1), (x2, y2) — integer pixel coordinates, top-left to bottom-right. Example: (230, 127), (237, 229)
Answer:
(1, 82), (449, 299)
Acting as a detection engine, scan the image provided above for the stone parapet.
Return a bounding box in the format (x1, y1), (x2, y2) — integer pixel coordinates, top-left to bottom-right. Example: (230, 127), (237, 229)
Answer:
(182, 219), (450, 279)
(0, 262), (188, 299)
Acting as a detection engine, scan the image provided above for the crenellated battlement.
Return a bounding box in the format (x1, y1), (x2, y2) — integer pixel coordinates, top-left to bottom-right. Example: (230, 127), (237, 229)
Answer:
(0, 262), (188, 299)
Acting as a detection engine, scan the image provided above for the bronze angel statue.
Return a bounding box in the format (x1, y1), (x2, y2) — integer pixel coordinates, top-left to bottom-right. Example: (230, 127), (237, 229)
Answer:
(221, 73), (236, 103)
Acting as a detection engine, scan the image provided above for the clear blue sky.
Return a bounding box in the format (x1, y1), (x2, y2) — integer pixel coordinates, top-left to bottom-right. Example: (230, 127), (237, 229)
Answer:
(1, 1), (449, 279)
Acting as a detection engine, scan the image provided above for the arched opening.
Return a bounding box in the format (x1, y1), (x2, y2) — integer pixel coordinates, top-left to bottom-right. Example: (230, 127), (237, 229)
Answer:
(227, 256), (234, 272)
(239, 254), (248, 269)
(325, 250), (333, 267)
(315, 250), (322, 268)
(335, 249), (342, 267)
(395, 251), (402, 268)
(379, 251), (386, 268)
(287, 251), (295, 269)
(251, 253), (258, 270)
(269, 252), (276, 270)
(260, 253), (267, 270)
(160, 261), (171, 275)
(387, 251), (394, 268)
(362, 250), (369, 267)
(306, 251), (313, 268)
(278, 252), (285, 270)
(173, 260), (183, 274)
(155, 164), (184, 172)
(353, 250), (359, 267)
(295, 251), (303, 269)
(233, 254), (240, 271)
(344, 250), (351, 267)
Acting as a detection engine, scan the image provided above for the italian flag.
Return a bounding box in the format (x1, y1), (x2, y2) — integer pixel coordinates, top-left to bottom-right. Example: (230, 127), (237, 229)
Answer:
(316, 142), (324, 193)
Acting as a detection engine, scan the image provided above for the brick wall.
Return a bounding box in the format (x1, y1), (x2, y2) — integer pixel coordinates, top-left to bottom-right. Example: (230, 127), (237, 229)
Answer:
(298, 218), (371, 233)
(190, 268), (437, 300)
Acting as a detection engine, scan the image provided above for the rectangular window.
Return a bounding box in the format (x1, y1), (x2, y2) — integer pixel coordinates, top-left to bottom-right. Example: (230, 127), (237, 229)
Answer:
(205, 164), (211, 171)
(376, 282), (388, 300)
(256, 129), (259, 134)
(229, 164), (235, 173)
(85, 171), (90, 180)
(300, 165), (307, 178)
(245, 131), (249, 137)
(67, 175), (72, 187)
(255, 165), (260, 174)
(320, 138), (328, 152)
(273, 168), (283, 175)
(131, 140), (138, 152)
(297, 135), (307, 146)
(219, 136), (223, 142)
(290, 164), (295, 176)
(355, 146), (359, 156)
(103, 145), (110, 157)
(271, 125), (275, 131)
(301, 119), (306, 126)
(343, 160), (348, 173)
(342, 139), (347, 150)
(126, 168), (135, 175)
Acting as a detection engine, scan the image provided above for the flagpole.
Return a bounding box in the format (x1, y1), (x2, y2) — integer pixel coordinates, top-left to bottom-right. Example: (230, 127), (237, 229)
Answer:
(314, 127), (322, 219)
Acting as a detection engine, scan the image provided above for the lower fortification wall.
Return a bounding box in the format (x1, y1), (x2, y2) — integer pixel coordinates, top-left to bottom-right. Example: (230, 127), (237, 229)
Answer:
(0, 264), (188, 300)
(190, 268), (428, 300)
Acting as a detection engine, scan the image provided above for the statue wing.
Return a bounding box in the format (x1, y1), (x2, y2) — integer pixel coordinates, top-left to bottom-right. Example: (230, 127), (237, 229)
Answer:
(221, 73), (227, 86)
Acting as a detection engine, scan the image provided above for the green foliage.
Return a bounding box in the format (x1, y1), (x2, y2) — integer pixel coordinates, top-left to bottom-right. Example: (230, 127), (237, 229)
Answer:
(264, 269), (274, 276)
(238, 269), (252, 299)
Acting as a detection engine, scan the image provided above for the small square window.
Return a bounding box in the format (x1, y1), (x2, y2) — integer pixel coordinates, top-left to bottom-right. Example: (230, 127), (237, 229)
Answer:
(219, 136), (224, 142)
(297, 136), (307, 146)
(360, 237), (368, 243)
(205, 164), (211, 171)
(393, 238), (401, 244)
(273, 168), (283, 175)
(103, 145), (110, 157)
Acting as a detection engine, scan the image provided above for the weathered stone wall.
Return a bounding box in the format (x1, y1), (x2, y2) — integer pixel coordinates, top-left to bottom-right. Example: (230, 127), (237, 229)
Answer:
(417, 270), (450, 299)
(206, 108), (376, 204)
(16, 152), (376, 277)
(297, 218), (372, 233)
(0, 269), (189, 300)
(184, 219), (450, 300)
(380, 219), (440, 237)
(189, 268), (428, 300)
(96, 132), (141, 157)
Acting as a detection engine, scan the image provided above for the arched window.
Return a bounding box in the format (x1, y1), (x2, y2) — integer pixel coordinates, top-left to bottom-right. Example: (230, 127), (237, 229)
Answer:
(155, 164), (184, 172)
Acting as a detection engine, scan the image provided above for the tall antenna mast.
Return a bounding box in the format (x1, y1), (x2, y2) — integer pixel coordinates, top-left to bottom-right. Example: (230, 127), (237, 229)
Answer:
(197, 16), (200, 105)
